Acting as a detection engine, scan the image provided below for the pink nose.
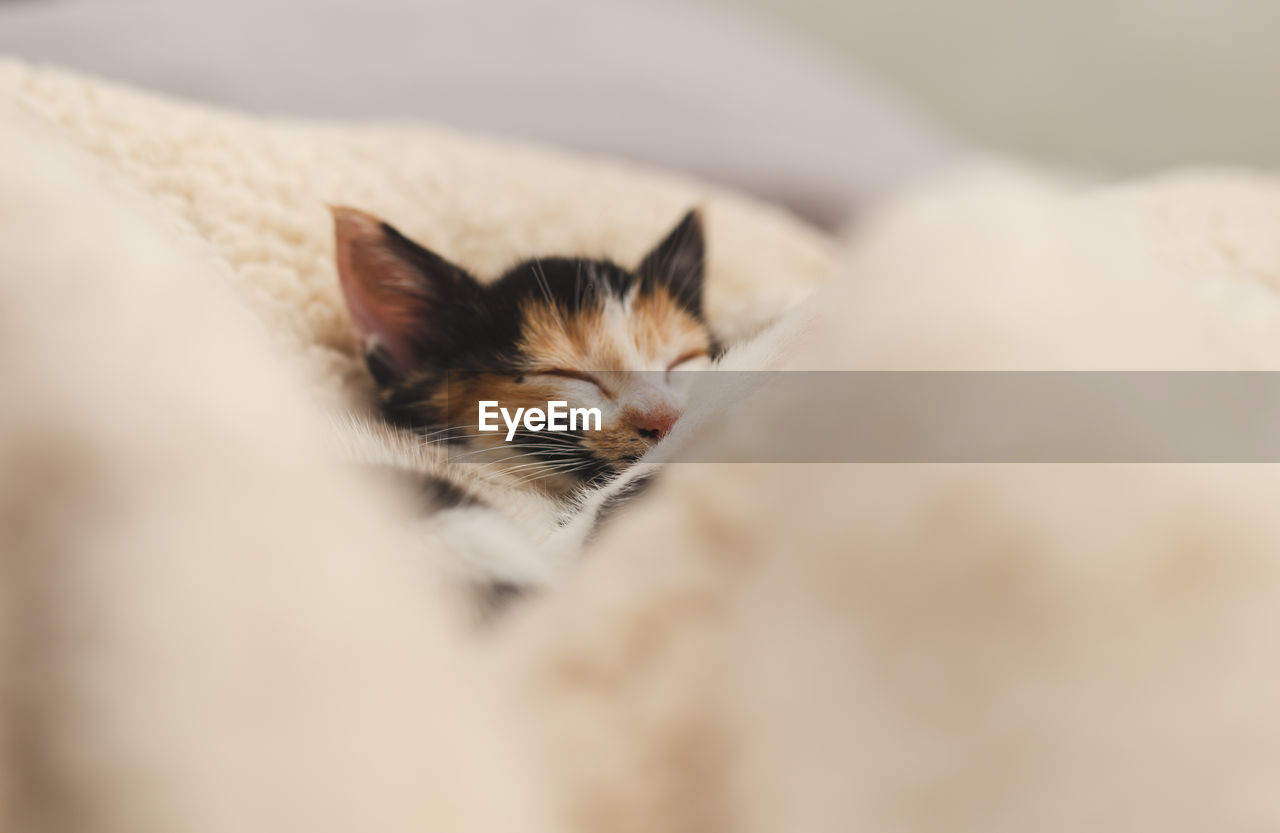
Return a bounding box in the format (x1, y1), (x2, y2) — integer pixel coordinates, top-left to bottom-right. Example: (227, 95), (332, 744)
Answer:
(631, 407), (680, 441)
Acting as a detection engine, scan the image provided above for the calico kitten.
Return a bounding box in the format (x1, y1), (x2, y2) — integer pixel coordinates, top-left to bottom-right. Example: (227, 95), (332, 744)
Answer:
(331, 206), (717, 494)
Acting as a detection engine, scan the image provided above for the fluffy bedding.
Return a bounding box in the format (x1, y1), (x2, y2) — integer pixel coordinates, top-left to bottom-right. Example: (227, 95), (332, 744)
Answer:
(4, 60), (1280, 832)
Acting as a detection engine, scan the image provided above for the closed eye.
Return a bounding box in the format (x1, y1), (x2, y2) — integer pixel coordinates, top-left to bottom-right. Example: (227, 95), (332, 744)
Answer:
(667, 350), (710, 371)
(538, 368), (607, 391)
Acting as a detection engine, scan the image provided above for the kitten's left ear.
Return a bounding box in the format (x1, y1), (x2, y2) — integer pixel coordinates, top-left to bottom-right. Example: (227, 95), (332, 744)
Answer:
(636, 208), (705, 318)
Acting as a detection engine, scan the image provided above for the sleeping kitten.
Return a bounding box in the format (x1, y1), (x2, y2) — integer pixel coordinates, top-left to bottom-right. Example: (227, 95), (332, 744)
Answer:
(330, 206), (718, 616)
(331, 206), (717, 494)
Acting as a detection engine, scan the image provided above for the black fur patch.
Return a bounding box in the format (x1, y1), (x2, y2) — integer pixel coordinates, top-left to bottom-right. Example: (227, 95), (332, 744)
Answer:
(414, 473), (482, 511)
(371, 465), (484, 513)
(475, 580), (530, 619)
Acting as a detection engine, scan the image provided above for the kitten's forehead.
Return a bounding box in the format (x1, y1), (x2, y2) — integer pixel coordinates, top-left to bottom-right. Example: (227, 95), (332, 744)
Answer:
(493, 254), (707, 369)
(516, 285), (707, 372)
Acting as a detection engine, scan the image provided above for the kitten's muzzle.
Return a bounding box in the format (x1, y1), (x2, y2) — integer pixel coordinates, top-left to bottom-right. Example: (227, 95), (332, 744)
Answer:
(628, 407), (680, 442)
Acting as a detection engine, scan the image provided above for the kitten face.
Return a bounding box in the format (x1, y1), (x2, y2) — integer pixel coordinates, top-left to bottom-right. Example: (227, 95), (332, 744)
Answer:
(332, 207), (716, 491)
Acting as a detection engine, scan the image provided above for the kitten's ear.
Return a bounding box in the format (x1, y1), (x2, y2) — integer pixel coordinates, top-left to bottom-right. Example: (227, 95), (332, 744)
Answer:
(636, 208), (706, 318)
(331, 206), (481, 380)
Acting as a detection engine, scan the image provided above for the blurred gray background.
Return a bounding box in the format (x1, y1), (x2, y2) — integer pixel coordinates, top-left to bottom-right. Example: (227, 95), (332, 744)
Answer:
(701, 0), (1280, 175)
(1, 0), (1274, 226)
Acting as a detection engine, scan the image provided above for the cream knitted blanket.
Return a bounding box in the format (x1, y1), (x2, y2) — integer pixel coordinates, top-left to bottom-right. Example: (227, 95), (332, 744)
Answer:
(5, 60), (1280, 832)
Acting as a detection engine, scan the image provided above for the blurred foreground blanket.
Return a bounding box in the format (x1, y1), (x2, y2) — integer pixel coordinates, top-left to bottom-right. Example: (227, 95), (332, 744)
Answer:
(4, 61), (1280, 833)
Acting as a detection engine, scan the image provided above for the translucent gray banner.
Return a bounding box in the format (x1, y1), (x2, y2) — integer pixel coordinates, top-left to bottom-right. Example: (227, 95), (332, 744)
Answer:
(443, 372), (1280, 463)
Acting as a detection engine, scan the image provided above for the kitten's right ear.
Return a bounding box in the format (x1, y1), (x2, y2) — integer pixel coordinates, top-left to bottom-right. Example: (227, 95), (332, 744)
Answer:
(636, 208), (706, 318)
(330, 206), (480, 380)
